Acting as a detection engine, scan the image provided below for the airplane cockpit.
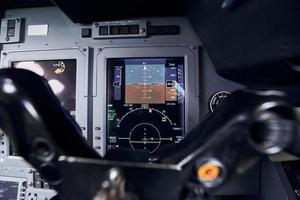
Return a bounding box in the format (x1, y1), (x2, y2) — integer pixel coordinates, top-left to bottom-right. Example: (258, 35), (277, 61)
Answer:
(0, 0), (300, 200)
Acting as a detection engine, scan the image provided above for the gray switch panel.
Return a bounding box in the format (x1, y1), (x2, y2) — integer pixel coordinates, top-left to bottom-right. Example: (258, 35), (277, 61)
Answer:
(0, 18), (23, 44)
(91, 20), (147, 39)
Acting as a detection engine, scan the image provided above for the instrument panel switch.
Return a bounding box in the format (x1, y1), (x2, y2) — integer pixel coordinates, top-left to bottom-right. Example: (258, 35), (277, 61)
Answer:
(81, 28), (92, 38)
(99, 26), (109, 35)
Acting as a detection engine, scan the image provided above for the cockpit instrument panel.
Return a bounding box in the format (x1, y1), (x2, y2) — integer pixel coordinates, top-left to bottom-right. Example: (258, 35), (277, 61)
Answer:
(12, 60), (77, 117)
(107, 57), (185, 154)
(0, 176), (26, 200)
(0, 180), (18, 200)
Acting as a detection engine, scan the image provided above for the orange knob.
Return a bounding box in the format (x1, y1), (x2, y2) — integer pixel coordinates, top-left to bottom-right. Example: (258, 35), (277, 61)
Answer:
(197, 163), (221, 182)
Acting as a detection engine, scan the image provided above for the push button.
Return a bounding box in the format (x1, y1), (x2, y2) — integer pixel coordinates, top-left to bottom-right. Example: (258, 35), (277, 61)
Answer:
(99, 26), (108, 35)
(7, 20), (15, 28)
(81, 28), (92, 38)
(119, 26), (129, 34)
(129, 25), (139, 34)
(7, 29), (15, 37)
(110, 26), (119, 35)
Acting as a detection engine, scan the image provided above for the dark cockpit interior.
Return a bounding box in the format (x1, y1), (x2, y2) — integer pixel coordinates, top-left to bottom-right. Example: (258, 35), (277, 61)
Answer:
(0, 1), (300, 200)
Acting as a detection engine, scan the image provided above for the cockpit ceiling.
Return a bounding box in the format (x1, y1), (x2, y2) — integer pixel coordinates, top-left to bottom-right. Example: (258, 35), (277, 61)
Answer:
(0, 0), (53, 9)
(51, 0), (185, 23)
(0, 0), (185, 23)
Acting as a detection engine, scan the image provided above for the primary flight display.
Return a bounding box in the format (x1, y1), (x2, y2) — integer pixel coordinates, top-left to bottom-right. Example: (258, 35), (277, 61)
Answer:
(106, 57), (185, 154)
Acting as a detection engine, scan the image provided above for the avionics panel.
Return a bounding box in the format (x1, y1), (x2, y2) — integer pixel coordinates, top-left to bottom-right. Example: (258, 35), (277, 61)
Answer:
(0, 48), (90, 157)
(12, 60), (76, 116)
(107, 58), (185, 153)
(93, 46), (200, 156)
(0, 176), (26, 200)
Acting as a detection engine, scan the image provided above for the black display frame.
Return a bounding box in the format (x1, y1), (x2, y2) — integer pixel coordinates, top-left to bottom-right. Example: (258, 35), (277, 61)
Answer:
(106, 57), (185, 154)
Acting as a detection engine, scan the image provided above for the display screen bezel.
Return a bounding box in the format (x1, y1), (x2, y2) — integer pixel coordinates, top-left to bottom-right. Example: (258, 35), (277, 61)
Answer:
(0, 176), (26, 200)
(106, 57), (185, 153)
(0, 47), (91, 157)
(92, 46), (200, 156)
(11, 59), (77, 116)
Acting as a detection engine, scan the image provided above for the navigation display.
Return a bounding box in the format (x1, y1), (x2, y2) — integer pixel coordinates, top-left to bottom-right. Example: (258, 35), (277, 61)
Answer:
(107, 57), (185, 154)
(0, 180), (18, 200)
(12, 60), (77, 117)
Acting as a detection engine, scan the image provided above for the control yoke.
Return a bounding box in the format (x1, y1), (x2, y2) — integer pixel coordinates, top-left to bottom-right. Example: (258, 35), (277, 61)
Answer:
(0, 69), (300, 200)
